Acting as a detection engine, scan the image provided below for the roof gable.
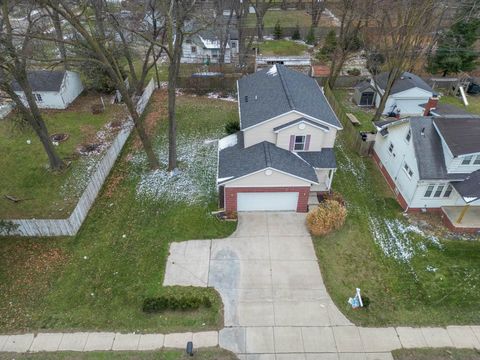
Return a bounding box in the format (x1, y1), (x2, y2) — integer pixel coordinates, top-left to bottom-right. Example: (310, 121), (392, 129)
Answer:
(237, 64), (342, 130)
(273, 117), (329, 132)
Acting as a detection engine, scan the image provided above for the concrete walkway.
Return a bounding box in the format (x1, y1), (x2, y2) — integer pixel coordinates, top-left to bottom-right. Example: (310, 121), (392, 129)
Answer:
(2, 213), (480, 359)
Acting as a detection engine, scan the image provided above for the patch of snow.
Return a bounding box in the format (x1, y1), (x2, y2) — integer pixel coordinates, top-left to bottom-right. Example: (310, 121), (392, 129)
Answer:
(217, 176), (234, 183)
(218, 133), (238, 150)
(135, 133), (221, 204)
(426, 265), (438, 272)
(207, 92), (237, 102)
(267, 65), (278, 76)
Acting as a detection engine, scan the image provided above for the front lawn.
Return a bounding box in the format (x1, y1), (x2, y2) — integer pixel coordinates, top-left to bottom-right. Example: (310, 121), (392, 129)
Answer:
(0, 94), (238, 333)
(333, 89), (376, 132)
(314, 135), (480, 327)
(0, 349), (238, 360)
(392, 348), (480, 360)
(246, 10), (312, 28)
(257, 39), (309, 56)
(0, 95), (127, 219)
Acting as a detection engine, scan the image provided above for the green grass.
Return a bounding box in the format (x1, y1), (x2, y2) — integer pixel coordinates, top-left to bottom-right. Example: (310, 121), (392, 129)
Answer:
(246, 10), (312, 28)
(257, 40), (308, 56)
(0, 95), (125, 219)
(0, 349), (238, 360)
(314, 136), (480, 327)
(333, 89), (376, 132)
(0, 95), (238, 333)
(441, 94), (480, 115)
(392, 348), (480, 360)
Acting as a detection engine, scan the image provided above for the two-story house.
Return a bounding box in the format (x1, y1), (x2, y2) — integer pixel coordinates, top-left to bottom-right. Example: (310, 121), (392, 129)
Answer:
(181, 29), (239, 64)
(217, 64), (342, 213)
(373, 104), (480, 231)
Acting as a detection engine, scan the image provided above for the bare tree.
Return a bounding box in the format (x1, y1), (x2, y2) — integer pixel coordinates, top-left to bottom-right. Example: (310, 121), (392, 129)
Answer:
(250, 0), (274, 41)
(311, 0), (326, 28)
(213, 0), (235, 67)
(45, 3), (68, 70)
(233, 0), (254, 68)
(327, 0), (372, 89)
(370, 0), (440, 121)
(42, 0), (161, 169)
(0, 1), (65, 171)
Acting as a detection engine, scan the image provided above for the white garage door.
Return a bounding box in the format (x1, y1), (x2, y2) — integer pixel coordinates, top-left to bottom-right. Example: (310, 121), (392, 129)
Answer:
(237, 192), (299, 212)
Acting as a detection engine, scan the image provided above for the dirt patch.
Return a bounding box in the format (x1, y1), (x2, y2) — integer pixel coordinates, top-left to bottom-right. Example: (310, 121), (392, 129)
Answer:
(133, 89), (167, 150)
(406, 212), (479, 241)
(104, 171), (126, 198)
(50, 133), (69, 143)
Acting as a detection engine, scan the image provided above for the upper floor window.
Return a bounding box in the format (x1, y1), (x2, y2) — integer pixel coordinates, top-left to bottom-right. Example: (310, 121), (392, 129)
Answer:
(424, 185), (435, 197)
(191, 46), (197, 53)
(405, 128), (411, 142)
(231, 41), (237, 48)
(388, 142), (396, 157)
(474, 155), (480, 165)
(462, 155), (473, 165)
(403, 162), (413, 178)
(294, 135), (306, 151)
(34, 93), (43, 102)
(434, 185), (445, 197)
(444, 185), (453, 198)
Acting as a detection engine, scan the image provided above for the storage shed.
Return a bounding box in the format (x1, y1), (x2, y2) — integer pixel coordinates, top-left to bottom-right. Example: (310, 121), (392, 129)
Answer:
(353, 80), (376, 107)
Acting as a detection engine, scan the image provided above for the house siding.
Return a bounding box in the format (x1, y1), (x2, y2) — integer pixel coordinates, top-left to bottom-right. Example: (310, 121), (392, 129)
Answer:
(225, 186), (310, 213)
(243, 112), (337, 149)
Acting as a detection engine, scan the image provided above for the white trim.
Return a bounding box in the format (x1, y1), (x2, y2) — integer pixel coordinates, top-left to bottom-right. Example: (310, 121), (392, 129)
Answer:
(237, 80), (242, 129)
(273, 119), (329, 133)
(220, 167), (318, 186)
(241, 109), (343, 132)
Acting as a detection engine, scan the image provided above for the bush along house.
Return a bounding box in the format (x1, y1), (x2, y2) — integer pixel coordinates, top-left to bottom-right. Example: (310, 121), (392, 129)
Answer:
(217, 64), (342, 213)
(373, 99), (480, 232)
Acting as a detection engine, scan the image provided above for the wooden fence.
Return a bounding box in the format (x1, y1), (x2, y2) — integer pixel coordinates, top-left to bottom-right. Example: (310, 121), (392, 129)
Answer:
(1, 79), (156, 237)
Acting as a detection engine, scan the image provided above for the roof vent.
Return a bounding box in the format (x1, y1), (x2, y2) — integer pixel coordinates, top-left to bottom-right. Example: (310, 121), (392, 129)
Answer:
(255, 95), (258, 100)
(245, 95), (248, 103)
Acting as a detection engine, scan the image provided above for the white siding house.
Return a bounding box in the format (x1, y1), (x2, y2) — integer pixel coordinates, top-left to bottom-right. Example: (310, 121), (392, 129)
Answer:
(13, 70), (83, 110)
(373, 112), (480, 231)
(181, 30), (239, 64)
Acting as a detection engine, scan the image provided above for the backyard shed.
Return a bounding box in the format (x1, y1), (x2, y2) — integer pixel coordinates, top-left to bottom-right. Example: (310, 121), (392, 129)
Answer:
(353, 80), (376, 107)
(12, 70), (84, 110)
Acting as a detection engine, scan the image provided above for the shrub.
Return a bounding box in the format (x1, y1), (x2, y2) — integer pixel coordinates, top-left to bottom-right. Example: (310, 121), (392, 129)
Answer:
(305, 27), (316, 45)
(273, 20), (283, 40)
(347, 68), (361, 76)
(292, 23), (301, 40)
(225, 119), (240, 134)
(306, 199), (347, 236)
(142, 293), (213, 313)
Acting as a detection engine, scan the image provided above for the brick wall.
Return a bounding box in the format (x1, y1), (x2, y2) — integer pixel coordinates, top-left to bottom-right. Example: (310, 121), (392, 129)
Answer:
(224, 187), (310, 213)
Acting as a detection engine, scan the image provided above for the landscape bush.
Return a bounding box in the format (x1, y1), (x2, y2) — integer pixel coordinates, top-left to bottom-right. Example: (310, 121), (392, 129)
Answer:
(305, 27), (316, 45)
(273, 20), (283, 40)
(292, 23), (301, 40)
(306, 199), (347, 236)
(143, 292), (213, 313)
(225, 119), (240, 134)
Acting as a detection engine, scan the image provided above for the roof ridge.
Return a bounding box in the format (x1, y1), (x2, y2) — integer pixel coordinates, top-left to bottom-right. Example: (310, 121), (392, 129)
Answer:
(277, 65), (295, 110)
(264, 142), (272, 167)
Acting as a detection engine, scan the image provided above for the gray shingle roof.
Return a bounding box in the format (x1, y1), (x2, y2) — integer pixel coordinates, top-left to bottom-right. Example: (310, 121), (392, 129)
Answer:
(355, 80), (375, 92)
(218, 132), (318, 184)
(422, 102), (472, 116)
(374, 71), (433, 95)
(273, 117), (329, 132)
(12, 70), (66, 92)
(238, 64), (342, 130)
(433, 116), (480, 156)
(410, 117), (468, 181)
(452, 169), (480, 203)
(297, 149), (336, 168)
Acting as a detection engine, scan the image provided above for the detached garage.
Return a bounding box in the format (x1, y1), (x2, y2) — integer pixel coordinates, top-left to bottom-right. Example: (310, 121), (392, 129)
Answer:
(217, 134), (317, 213)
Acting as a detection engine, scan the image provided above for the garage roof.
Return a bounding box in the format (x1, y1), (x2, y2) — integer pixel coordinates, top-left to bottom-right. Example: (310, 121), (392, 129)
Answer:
(374, 71), (433, 95)
(218, 132), (319, 185)
(12, 70), (66, 92)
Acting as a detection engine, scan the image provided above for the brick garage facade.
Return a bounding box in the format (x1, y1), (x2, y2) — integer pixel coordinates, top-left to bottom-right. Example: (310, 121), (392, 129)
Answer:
(224, 186), (310, 213)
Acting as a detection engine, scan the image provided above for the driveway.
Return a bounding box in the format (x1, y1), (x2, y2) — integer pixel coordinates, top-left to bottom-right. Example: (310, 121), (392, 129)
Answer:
(164, 212), (366, 358)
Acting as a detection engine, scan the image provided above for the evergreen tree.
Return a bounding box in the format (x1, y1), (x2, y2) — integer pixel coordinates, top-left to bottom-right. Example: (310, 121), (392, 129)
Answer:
(292, 23), (301, 40)
(273, 20), (283, 40)
(305, 27), (316, 45)
(320, 29), (337, 57)
(428, 4), (480, 76)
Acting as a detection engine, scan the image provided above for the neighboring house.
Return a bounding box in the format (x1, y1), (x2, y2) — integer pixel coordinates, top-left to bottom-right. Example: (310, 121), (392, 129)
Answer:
(357, 71), (434, 116)
(181, 29), (239, 64)
(12, 70), (83, 110)
(373, 105), (480, 231)
(217, 64), (342, 213)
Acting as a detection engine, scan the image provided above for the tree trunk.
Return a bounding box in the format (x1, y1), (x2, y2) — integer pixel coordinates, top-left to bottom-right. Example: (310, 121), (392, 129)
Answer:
(256, 13), (264, 40)
(13, 79), (65, 170)
(281, 0), (288, 10)
(50, 10), (68, 70)
(372, 68), (401, 121)
(311, 1), (324, 27)
(328, 50), (347, 89)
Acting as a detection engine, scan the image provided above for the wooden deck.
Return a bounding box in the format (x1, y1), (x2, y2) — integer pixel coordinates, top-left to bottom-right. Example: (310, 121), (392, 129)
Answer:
(442, 206), (480, 229)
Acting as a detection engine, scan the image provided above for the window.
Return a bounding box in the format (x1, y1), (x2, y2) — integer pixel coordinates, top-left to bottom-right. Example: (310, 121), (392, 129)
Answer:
(231, 41), (237, 48)
(388, 142), (394, 154)
(34, 93), (43, 102)
(186, 39), (192, 44)
(462, 155), (473, 165)
(474, 155), (480, 165)
(191, 46), (197, 53)
(444, 185), (453, 198)
(294, 135), (306, 151)
(403, 162), (413, 178)
(360, 92), (374, 106)
(424, 185), (435, 197)
(434, 185), (444, 197)
(405, 128), (412, 142)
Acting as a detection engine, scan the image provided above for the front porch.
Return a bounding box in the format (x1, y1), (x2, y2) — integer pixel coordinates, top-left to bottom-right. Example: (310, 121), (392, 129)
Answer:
(442, 206), (480, 232)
